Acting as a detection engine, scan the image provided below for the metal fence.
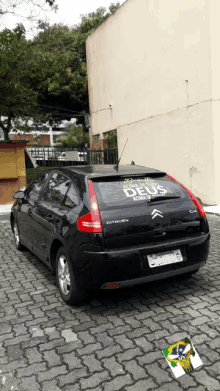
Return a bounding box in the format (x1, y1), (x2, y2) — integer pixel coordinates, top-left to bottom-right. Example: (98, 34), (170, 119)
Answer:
(26, 147), (118, 184)
(27, 147), (118, 167)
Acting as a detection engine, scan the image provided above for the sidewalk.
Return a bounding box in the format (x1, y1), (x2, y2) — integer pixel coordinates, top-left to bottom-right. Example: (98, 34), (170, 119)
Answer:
(1, 201), (220, 215)
(0, 201), (14, 215)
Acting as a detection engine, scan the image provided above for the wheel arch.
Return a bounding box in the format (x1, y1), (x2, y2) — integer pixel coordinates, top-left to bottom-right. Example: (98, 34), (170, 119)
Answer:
(50, 239), (65, 273)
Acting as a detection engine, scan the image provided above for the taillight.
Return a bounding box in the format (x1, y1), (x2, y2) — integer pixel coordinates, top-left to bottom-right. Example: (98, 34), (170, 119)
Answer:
(166, 174), (206, 218)
(77, 180), (102, 233)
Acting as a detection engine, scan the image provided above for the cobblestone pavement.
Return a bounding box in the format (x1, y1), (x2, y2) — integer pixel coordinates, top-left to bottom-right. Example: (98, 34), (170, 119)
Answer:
(1, 213), (220, 391)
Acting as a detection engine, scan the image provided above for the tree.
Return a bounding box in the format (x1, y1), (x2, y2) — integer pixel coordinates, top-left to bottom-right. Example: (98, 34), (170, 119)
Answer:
(0, 25), (44, 141)
(33, 3), (121, 130)
(0, 0), (57, 28)
(104, 130), (117, 149)
(0, 3), (121, 141)
(56, 125), (89, 148)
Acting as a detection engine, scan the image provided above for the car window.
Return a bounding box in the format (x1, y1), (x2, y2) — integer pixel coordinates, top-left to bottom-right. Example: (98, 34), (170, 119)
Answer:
(93, 176), (183, 210)
(40, 172), (70, 205)
(27, 171), (51, 202)
(64, 184), (80, 208)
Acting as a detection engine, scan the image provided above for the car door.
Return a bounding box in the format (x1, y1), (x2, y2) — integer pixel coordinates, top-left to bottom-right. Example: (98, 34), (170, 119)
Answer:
(31, 172), (71, 262)
(16, 171), (51, 250)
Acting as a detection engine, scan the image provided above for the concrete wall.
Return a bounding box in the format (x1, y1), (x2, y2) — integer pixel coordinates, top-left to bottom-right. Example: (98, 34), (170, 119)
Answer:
(86, 0), (217, 204)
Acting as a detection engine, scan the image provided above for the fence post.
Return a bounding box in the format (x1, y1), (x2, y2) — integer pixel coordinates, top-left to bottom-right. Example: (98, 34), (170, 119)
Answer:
(115, 147), (118, 163)
(104, 149), (108, 164)
(87, 150), (90, 165)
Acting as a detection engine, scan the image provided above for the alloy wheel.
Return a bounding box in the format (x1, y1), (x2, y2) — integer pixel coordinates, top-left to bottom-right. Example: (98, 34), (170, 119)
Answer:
(14, 223), (20, 246)
(57, 255), (71, 296)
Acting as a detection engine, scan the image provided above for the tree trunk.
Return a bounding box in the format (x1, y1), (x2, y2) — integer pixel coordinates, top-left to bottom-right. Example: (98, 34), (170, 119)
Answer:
(3, 128), (10, 141)
(0, 115), (11, 141)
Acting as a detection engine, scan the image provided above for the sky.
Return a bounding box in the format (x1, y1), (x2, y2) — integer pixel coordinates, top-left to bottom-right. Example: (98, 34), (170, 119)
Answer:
(1, 0), (124, 37)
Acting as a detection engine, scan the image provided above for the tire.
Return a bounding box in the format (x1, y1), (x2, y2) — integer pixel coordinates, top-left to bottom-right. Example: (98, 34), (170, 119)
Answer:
(56, 247), (88, 305)
(13, 221), (24, 251)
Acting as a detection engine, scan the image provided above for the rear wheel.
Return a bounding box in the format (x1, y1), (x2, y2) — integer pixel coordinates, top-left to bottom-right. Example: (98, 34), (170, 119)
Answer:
(13, 221), (24, 251)
(56, 247), (88, 305)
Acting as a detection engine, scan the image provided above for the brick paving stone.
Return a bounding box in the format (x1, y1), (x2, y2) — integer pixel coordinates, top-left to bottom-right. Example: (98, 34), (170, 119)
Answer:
(16, 363), (47, 379)
(145, 362), (173, 385)
(103, 374), (133, 391)
(63, 352), (83, 370)
(126, 328), (151, 339)
(124, 359), (147, 380)
(80, 370), (110, 390)
(25, 347), (43, 364)
(77, 343), (102, 356)
(0, 359), (27, 373)
(198, 324), (220, 339)
(58, 368), (88, 387)
(134, 310), (156, 320)
(176, 373), (197, 389)
(43, 350), (62, 366)
(165, 333), (191, 345)
(198, 343), (220, 364)
(192, 369), (220, 391)
(42, 379), (62, 391)
(96, 332), (114, 347)
(137, 350), (162, 365)
(63, 384), (80, 391)
(97, 345), (123, 359)
(1, 214), (220, 391)
(82, 354), (103, 373)
(205, 362), (220, 377)
(117, 348), (143, 362)
(103, 356), (125, 376)
(20, 375), (40, 391)
(38, 365), (67, 382)
(106, 315), (125, 327)
(77, 331), (96, 345)
(38, 339), (65, 352)
(206, 337), (220, 350)
(125, 378), (158, 390)
(142, 318), (163, 331)
(114, 334), (135, 349)
(108, 325), (132, 336)
(56, 341), (83, 354)
(153, 383), (183, 391)
(134, 337), (154, 353)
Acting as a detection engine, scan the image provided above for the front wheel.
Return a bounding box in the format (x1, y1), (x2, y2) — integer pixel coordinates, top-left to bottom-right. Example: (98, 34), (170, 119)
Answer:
(56, 247), (88, 305)
(13, 221), (24, 251)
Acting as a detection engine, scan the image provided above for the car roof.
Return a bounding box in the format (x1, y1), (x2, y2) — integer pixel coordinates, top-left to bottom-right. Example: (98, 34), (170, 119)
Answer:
(58, 165), (166, 178)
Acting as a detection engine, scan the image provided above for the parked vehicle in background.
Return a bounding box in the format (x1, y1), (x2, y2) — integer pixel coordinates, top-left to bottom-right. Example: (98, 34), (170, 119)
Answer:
(11, 164), (210, 305)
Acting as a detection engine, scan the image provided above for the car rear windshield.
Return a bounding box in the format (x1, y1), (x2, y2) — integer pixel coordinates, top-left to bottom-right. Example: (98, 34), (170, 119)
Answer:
(92, 176), (183, 210)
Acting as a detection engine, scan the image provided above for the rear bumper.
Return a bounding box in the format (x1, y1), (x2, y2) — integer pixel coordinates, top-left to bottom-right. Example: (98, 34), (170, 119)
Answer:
(83, 233), (210, 261)
(100, 261), (205, 289)
(77, 233), (210, 289)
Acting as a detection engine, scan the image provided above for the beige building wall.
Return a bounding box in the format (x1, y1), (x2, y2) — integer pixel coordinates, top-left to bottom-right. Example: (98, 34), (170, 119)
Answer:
(86, 0), (217, 204)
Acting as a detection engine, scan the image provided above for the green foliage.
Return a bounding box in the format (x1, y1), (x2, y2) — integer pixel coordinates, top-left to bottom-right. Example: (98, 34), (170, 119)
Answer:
(0, 3), (121, 140)
(56, 125), (89, 148)
(104, 129), (117, 149)
(26, 166), (56, 184)
(33, 135), (42, 145)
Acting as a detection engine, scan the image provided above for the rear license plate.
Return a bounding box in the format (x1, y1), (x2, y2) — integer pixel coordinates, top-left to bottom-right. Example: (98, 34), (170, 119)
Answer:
(148, 249), (183, 268)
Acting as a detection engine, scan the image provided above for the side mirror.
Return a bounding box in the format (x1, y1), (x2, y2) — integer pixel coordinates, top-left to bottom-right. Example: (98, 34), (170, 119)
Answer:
(13, 190), (25, 199)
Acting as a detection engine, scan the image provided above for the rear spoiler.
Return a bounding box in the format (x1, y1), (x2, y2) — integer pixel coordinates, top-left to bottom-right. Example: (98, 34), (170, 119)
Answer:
(89, 171), (167, 181)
